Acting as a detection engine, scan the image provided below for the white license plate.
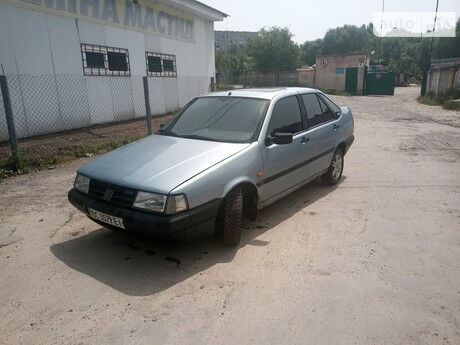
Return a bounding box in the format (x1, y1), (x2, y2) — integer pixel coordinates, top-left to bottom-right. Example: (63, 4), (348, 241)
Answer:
(88, 208), (125, 229)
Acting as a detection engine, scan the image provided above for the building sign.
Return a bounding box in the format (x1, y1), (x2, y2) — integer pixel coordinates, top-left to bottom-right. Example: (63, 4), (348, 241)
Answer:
(335, 67), (344, 74)
(0, 0), (195, 42)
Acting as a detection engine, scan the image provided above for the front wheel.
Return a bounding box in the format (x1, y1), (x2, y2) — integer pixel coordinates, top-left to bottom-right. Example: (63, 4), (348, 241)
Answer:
(322, 149), (344, 186)
(221, 187), (243, 246)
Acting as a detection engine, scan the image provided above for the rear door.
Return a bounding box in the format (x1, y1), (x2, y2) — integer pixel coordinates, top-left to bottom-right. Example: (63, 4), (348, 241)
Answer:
(259, 95), (308, 202)
(299, 93), (339, 177)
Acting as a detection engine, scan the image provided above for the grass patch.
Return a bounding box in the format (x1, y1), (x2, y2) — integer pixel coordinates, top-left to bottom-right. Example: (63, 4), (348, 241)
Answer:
(72, 136), (137, 158)
(0, 114), (174, 182)
(443, 99), (460, 110)
(318, 88), (352, 96)
(0, 136), (138, 182)
(417, 89), (460, 110)
(216, 84), (235, 91)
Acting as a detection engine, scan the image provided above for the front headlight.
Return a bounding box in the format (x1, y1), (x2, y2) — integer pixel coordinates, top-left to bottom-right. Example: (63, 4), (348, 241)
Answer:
(133, 192), (189, 215)
(133, 192), (167, 213)
(74, 174), (90, 194)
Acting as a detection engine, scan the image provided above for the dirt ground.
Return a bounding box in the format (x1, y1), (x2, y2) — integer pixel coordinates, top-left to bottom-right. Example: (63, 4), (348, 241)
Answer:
(0, 87), (459, 345)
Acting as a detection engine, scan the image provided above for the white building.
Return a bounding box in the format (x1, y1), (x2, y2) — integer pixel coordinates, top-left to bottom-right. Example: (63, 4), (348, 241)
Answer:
(0, 0), (227, 140)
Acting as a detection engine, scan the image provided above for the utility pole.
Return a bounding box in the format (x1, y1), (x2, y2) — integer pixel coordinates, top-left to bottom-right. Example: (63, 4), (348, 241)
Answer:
(422, 0), (440, 95)
(378, 0), (385, 65)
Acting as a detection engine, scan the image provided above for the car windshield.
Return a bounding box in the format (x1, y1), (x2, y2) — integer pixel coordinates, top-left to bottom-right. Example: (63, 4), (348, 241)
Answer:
(160, 96), (269, 143)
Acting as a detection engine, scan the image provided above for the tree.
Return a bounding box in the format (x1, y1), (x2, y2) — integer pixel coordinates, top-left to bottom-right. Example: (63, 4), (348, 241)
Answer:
(433, 20), (460, 59)
(245, 27), (301, 70)
(300, 39), (322, 66)
(321, 24), (372, 55)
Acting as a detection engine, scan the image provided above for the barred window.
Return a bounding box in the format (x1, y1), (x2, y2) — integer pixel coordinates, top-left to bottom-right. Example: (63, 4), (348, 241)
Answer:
(163, 59), (175, 72)
(145, 52), (177, 77)
(81, 44), (130, 76)
(147, 56), (162, 73)
(86, 52), (105, 69)
(107, 52), (129, 71)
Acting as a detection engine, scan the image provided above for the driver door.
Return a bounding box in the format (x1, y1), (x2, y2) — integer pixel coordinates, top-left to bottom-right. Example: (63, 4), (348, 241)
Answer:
(259, 95), (308, 204)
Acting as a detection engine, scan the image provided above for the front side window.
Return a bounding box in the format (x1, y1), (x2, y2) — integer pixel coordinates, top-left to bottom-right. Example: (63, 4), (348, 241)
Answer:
(302, 93), (324, 128)
(267, 96), (303, 136)
(159, 97), (269, 143)
(81, 44), (130, 76)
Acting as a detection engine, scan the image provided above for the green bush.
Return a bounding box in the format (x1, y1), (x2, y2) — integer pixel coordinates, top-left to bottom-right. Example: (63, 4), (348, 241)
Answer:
(318, 88), (351, 96)
(417, 89), (460, 109)
(443, 99), (460, 110)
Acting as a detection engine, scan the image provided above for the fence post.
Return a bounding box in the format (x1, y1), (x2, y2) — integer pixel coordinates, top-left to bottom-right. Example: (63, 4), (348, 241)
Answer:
(143, 76), (152, 135)
(210, 76), (215, 92)
(0, 74), (18, 159)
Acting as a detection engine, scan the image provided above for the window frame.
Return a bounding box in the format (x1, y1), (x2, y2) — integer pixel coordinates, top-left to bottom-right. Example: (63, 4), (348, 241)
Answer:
(145, 52), (177, 77)
(300, 92), (339, 130)
(316, 93), (338, 123)
(318, 93), (341, 115)
(265, 95), (305, 143)
(81, 43), (130, 77)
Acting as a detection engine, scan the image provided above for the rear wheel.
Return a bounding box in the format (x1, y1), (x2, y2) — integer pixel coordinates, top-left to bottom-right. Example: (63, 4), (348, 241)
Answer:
(221, 187), (243, 246)
(322, 149), (344, 186)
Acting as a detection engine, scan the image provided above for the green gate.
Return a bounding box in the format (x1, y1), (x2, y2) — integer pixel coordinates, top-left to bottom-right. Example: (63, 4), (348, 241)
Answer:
(364, 72), (395, 95)
(345, 68), (358, 94)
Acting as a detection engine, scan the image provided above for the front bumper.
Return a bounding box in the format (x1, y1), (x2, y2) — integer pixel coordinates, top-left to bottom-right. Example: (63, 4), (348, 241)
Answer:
(68, 189), (221, 239)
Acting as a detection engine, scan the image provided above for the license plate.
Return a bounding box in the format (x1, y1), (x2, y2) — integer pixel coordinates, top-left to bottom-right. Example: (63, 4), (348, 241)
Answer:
(88, 208), (125, 229)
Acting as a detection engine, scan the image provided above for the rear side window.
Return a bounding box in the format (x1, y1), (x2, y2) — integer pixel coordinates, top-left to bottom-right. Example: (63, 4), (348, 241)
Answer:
(302, 93), (324, 128)
(319, 94), (341, 114)
(317, 96), (336, 122)
(267, 96), (303, 136)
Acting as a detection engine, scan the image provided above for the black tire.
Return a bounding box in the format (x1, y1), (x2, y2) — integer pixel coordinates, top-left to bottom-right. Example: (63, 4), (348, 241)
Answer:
(322, 149), (344, 186)
(221, 187), (243, 246)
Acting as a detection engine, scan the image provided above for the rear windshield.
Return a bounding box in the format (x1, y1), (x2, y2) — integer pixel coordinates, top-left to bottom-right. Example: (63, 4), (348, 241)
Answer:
(160, 97), (269, 143)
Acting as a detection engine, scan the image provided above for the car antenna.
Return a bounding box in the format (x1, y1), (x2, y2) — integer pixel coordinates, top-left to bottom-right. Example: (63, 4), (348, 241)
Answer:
(228, 91), (232, 96)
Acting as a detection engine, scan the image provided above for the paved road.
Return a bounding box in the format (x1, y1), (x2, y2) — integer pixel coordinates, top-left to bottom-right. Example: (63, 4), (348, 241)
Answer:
(1, 87), (459, 345)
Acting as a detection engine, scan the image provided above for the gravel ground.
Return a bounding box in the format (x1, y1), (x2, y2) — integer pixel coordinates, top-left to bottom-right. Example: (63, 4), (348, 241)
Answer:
(0, 87), (459, 345)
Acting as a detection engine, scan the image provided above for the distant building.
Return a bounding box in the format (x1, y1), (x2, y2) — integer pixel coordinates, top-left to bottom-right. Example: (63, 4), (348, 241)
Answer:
(426, 58), (460, 94)
(215, 31), (257, 51)
(315, 53), (369, 94)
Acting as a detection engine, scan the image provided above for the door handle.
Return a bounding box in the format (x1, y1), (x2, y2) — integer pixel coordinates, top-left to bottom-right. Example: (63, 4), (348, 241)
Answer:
(333, 124), (341, 130)
(301, 137), (310, 144)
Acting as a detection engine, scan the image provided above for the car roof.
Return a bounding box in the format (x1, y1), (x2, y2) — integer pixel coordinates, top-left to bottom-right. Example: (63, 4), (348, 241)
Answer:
(203, 87), (319, 100)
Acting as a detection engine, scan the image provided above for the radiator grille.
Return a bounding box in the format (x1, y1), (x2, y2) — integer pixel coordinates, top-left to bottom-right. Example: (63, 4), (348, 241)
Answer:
(88, 179), (137, 208)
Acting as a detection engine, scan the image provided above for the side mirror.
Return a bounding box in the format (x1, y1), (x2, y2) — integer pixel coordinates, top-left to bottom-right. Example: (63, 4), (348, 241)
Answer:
(269, 132), (293, 145)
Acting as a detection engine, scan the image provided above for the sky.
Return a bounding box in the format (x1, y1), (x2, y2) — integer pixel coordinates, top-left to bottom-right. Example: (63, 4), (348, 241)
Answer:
(204, 0), (460, 43)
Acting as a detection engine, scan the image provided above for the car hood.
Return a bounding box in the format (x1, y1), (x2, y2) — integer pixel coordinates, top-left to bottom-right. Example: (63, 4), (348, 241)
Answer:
(78, 134), (249, 194)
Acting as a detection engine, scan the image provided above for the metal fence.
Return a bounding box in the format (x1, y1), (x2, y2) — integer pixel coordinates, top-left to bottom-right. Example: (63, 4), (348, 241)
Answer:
(0, 73), (212, 173)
